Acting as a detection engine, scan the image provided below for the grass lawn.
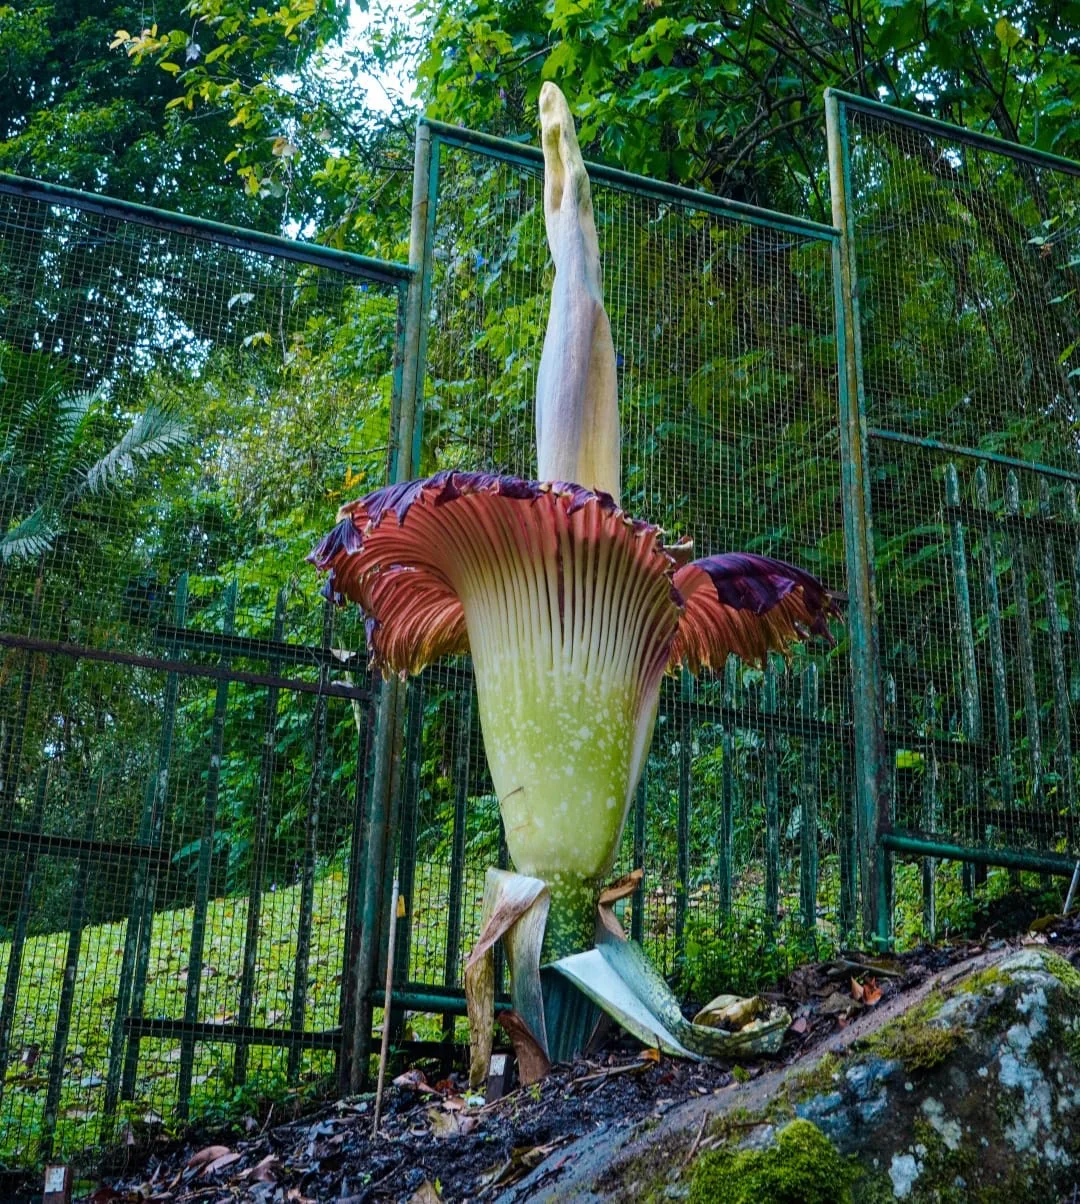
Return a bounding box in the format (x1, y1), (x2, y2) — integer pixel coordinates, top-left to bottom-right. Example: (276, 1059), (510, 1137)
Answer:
(1, 869), (353, 1165)
(0, 854), (844, 1168)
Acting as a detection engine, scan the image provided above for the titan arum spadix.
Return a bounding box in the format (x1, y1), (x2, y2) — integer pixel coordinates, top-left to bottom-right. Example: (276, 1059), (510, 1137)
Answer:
(311, 83), (840, 1076)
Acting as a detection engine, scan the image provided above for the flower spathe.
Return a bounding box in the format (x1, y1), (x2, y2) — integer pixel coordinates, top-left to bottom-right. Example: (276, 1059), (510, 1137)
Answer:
(309, 470), (839, 953)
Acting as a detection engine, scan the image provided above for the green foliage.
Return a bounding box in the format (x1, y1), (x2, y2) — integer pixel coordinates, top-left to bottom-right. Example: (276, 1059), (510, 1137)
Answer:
(0, 382), (189, 562)
(679, 910), (831, 1001)
(0, 871), (349, 1163)
(689, 1118), (857, 1204)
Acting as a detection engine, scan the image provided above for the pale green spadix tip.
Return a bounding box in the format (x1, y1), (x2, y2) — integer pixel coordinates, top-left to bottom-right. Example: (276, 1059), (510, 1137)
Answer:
(536, 82), (621, 503)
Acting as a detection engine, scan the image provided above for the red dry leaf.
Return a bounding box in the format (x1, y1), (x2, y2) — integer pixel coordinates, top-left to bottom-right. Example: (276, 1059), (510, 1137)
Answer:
(185, 1145), (232, 1171)
(202, 1151), (242, 1177)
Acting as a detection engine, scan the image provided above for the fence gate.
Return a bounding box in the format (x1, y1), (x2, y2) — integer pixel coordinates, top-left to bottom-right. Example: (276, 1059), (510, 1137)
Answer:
(10, 92), (1080, 1171)
(351, 117), (860, 1079)
(0, 175), (410, 1167)
(827, 90), (1080, 945)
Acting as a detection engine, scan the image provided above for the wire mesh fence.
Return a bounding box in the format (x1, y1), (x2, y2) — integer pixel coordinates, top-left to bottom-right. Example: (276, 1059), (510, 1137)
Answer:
(0, 176), (408, 1166)
(831, 92), (1080, 939)
(392, 126), (854, 1019)
(7, 91), (1080, 1172)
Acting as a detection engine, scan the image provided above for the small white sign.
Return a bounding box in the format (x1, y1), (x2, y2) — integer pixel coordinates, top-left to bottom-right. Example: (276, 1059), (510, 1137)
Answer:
(44, 1165), (68, 1191)
(489, 1054), (507, 1075)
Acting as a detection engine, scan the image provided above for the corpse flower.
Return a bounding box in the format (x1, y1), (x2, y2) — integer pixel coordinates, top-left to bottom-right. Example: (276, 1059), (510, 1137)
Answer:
(311, 84), (840, 1074)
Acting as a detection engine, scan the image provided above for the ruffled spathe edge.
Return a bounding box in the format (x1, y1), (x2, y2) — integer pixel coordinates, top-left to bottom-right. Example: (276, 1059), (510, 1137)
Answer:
(307, 471), (681, 677)
(668, 552), (843, 675)
(308, 470), (842, 677)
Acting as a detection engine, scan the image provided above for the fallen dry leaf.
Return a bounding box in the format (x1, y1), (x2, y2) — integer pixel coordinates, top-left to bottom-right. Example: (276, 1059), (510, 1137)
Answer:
(639, 1046), (661, 1063)
(851, 975), (882, 1005)
(239, 1153), (281, 1183)
(426, 1103), (478, 1138)
(790, 1016), (809, 1035)
(185, 1144), (231, 1171)
(393, 1068), (440, 1095)
(202, 1150), (242, 1177)
(407, 1183), (442, 1203)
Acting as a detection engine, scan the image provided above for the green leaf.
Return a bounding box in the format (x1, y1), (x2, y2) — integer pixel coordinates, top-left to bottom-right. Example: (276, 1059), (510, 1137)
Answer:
(0, 507), (58, 562)
(541, 41), (575, 80)
(82, 407), (189, 494)
(994, 17), (1023, 49)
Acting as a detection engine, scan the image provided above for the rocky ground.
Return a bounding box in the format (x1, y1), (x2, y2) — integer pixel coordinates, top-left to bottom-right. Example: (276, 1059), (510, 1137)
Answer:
(49, 910), (1080, 1203)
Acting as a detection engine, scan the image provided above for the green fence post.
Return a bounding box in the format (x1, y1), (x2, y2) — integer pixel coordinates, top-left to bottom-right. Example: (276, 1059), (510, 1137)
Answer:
(1066, 486), (1080, 669)
(442, 685), (474, 1051)
(350, 674), (405, 1091)
(718, 657), (737, 918)
(1006, 472), (1043, 823)
(799, 663), (820, 930)
(286, 598), (333, 1085)
(349, 117), (437, 1092)
(763, 660), (780, 927)
(177, 581), (237, 1118)
(921, 681), (938, 941)
(339, 696), (377, 1093)
(675, 672), (693, 961)
(974, 467), (1013, 815)
(838, 720), (858, 943)
(0, 765), (49, 1100)
(825, 89), (890, 948)
(945, 464), (983, 894)
(40, 777), (102, 1158)
(391, 677), (425, 1049)
(111, 573), (188, 1109)
(234, 589), (287, 1086)
(1038, 478), (1072, 823)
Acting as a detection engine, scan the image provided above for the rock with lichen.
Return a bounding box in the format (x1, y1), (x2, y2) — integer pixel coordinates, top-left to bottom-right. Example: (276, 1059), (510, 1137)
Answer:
(684, 947), (1080, 1202)
(504, 945), (1080, 1202)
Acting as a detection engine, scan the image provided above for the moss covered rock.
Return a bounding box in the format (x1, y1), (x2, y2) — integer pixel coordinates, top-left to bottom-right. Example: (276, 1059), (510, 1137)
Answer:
(688, 1119), (857, 1204)
(687, 947), (1080, 1202)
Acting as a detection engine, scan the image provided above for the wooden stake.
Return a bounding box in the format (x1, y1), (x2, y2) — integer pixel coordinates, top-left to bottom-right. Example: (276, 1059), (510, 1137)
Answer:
(42, 1164), (72, 1204)
(372, 873), (400, 1135)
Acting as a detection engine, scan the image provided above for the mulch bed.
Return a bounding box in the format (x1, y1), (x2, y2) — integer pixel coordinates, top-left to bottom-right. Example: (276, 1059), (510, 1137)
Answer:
(44, 915), (1080, 1203)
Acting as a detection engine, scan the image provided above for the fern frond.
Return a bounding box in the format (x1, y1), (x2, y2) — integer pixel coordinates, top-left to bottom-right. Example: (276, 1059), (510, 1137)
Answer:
(0, 508), (58, 562)
(56, 387), (101, 443)
(82, 406), (189, 495)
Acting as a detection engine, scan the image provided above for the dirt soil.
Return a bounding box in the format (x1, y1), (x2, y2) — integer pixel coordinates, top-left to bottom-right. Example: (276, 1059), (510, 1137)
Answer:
(57, 915), (1080, 1204)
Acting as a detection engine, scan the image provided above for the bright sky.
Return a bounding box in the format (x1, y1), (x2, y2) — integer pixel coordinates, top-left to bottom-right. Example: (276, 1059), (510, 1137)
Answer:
(323, 0), (421, 113)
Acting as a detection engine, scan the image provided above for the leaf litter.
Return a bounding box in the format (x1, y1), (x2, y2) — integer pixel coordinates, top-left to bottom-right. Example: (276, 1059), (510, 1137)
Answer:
(71, 939), (1003, 1204)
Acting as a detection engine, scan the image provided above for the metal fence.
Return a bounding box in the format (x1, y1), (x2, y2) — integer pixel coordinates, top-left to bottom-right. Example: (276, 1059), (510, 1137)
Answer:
(0, 175), (409, 1167)
(5, 91), (1080, 1170)
(372, 121), (856, 1059)
(826, 90), (1080, 945)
